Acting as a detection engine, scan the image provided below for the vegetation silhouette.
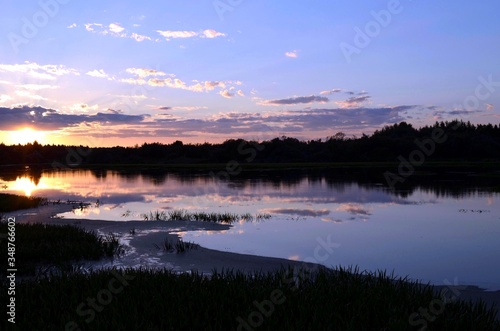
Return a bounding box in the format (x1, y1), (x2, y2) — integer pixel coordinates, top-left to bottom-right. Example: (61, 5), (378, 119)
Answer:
(0, 121), (499, 167)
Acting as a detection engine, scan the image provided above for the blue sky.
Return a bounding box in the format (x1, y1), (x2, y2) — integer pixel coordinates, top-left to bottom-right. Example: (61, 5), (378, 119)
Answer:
(0, 0), (499, 146)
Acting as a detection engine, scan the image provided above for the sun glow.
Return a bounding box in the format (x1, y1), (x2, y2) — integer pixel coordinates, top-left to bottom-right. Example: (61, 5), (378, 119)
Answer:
(8, 128), (47, 145)
(9, 177), (44, 197)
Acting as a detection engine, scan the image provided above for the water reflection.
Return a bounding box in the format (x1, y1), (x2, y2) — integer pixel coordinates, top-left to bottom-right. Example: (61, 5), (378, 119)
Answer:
(1, 167), (499, 289)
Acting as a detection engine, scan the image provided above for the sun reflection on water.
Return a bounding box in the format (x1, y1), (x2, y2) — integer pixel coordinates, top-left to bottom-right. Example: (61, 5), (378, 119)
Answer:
(9, 177), (45, 197)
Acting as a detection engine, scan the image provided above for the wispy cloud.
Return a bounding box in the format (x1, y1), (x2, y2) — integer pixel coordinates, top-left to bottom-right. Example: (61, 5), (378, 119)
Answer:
(84, 23), (153, 42)
(68, 103), (99, 113)
(260, 95), (329, 106)
(121, 68), (241, 97)
(86, 69), (113, 80)
(153, 106), (208, 112)
(219, 90), (234, 99)
(108, 23), (125, 34)
(285, 50), (299, 58)
(125, 68), (168, 78)
(0, 95), (12, 103)
(0, 104), (410, 138)
(203, 29), (226, 38)
(0, 106), (146, 131)
(15, 84), (58, 91)
(14, 90), (47, 101)
(320, 89), (342, 95)
(157, 29), (226, 41)
(336, 95), (371, 108)
(0, 62), (79, 80)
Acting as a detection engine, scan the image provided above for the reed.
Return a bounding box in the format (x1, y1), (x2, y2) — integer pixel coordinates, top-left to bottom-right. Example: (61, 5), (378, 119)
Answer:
(0, 222), (122, 276)
(7, 267), (499, 330)
(0, 193), (48, 212)
(142, 209), (271, 224)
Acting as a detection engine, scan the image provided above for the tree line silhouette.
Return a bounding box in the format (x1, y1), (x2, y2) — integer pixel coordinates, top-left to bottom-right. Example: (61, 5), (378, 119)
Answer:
(1, 120), (499, 167)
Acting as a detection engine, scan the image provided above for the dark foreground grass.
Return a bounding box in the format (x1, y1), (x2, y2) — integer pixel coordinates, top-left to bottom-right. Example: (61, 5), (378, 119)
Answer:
(5, 267), (499, 330)
(0, 193), (47, 212)
(0, 222), (121, 276)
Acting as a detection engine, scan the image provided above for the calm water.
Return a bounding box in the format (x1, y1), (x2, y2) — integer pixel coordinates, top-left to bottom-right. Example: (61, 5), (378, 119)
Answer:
(2, 168), (500, 290)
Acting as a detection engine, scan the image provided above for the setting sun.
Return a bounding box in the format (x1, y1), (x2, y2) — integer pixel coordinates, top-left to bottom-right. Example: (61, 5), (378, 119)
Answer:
(8, 128), (47, 145)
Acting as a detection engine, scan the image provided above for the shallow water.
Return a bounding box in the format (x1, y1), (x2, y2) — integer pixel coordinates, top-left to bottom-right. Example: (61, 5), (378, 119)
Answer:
(2, 168), (499, 290)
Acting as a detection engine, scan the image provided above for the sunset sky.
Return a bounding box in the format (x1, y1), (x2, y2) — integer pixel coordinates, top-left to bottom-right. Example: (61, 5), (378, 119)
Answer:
(0, 0), (499, 146)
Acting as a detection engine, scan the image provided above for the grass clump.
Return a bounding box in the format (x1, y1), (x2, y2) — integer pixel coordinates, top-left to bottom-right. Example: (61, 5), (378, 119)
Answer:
(141, 209), (271, 224)
(154, 237), (199, 253)
(6, 267), (499, 330)
(0, 222), (122, 276)
(0, 193), (47, 212)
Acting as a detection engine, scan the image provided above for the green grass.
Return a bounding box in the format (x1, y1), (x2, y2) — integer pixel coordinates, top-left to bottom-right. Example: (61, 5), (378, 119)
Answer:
(0, 193), (47, 212)
(0, 222), (122, 276)
(5, 267), (499, 330)
(140, 209), (271, 224)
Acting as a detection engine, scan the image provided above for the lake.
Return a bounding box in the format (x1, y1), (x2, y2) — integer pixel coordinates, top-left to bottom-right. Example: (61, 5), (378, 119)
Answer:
(2, 167), (499, 290)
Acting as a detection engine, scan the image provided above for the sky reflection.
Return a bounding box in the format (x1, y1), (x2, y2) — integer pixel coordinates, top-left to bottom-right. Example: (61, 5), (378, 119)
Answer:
(1, 169), (499, 289)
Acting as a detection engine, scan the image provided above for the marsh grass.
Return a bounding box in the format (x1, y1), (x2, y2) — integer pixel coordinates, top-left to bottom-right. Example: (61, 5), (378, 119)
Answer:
(141, 209), (271, 224)
(0, 223), (122, 276)
(0, 193), (48, 212)
(156, 236), (198, 253)
(7, 267), (500, 330)
(174, 238), (199, 253)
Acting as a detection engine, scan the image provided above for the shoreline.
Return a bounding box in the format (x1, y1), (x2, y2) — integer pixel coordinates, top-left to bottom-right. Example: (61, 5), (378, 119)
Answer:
(5, 204), (323, 274)
(4, 204), (500, 319)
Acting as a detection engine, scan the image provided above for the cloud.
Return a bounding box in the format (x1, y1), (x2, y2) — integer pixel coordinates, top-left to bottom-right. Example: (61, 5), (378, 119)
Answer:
(0, 62), (79, 80)
(14, 90), (47, 101)
(157, 30), (198, 39)
(67, 23), (77, 29)
(84, 23), (153, 42)
(126, 68), (167, 78)
(202, 29), (226, 38)
(121, 69), (239, 95)
(220, 90), (234, 99)
(155, 106), (208, 112)
(336, 95), (371, 108)
(157, 29), (226, 40)
(68, 103), (99, 113)
(85, 23), (102, 32)
(0, 94), (12, 103)
(237, 90), (245, 97)
(15, 84), (57, 91)
(86, 69), (111, 79)
(285, 50), (299, 58)
(0, 106), (146, 131)
(486, 103), (494, 111)
(320, 89), (342, 95)
(146, 106), (409, 137)
(107, 108), (123, 114)
(130, 33), (152, 42)
(108, 23), (125, 34)
(433, 109), (483, 120)
(261, 95), (329, 106)
(0, 102), (411, 139)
